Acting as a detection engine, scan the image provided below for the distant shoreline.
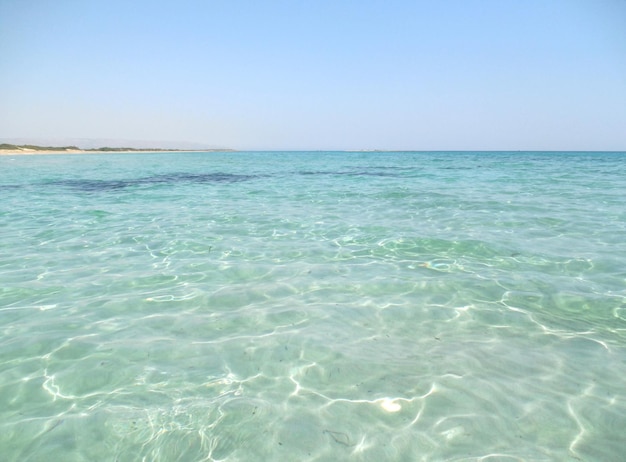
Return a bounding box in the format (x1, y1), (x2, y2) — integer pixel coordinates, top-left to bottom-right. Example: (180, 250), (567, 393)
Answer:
(0, 145), (235, 155)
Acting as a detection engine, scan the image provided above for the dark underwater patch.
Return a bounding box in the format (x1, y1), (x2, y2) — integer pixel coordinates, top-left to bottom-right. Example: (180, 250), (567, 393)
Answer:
(49, 172), (259, 192)
(297, 169), (400, 177)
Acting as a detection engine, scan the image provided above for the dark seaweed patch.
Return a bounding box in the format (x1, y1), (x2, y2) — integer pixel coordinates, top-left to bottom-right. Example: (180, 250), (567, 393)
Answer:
(297, 169), (399, 177)
(0, 184), (22, 191)
(49, 172), (259, 192)
(53, 179), (131, 191)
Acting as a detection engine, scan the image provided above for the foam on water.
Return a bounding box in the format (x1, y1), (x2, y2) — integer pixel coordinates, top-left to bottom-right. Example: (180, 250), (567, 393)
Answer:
(1, 151), (625, 460)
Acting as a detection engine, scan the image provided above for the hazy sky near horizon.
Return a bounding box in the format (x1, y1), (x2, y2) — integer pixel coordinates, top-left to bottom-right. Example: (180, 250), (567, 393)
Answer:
(1, 0), (625, 150)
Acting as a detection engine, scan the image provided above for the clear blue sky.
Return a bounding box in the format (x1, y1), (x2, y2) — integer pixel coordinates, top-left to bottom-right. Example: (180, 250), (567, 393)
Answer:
(1, 0), (625, 150)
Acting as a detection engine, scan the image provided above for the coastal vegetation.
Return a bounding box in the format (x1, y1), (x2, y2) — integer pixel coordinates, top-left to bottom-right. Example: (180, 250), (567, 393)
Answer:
(0, 143), (80, 151)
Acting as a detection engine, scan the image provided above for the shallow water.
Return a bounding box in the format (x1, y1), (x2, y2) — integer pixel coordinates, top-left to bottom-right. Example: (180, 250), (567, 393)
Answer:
(1, 151), (625, 461)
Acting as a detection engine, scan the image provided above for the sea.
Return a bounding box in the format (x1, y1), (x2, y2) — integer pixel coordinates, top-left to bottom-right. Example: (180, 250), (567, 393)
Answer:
(1, 151), (625, 461)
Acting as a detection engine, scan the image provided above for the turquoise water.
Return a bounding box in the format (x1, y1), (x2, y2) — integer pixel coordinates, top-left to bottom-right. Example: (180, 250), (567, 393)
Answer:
(1, 151), (625, 461)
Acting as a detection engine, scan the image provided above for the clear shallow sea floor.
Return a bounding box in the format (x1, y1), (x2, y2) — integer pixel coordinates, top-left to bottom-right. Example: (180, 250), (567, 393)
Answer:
(1, 151), (625, 461)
